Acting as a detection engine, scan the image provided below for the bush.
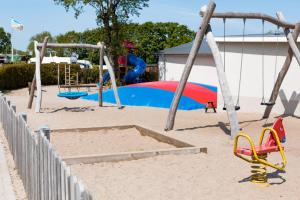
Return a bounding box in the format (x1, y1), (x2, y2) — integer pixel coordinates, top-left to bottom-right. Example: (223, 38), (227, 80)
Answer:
(0, 63), (80, 90)
(0, 63), (158, 91)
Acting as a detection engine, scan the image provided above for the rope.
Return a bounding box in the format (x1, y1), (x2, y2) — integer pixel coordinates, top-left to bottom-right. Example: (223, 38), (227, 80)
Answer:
(274, 26), (280, 85)
(236, 18), (246, 107)
(261, 19), (265, 103)
(223, 18), (226, 72)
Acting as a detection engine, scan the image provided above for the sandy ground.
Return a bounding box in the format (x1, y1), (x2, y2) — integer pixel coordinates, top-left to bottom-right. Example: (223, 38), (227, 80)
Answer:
(51, 128), (174, 157)
(4, 86), (300, 200)
(0, 127), (27, 200)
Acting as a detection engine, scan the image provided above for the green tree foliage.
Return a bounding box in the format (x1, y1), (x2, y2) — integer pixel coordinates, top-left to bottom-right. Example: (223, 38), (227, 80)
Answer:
(123, 22), (195, 63)
(27, 31), (55, 55)
(0, 27), (11, 54)
(26, 22), (195, 64)
(53, 0), (149, 79)
(55, 28), (105, 63)
(56, 31), (86, 58)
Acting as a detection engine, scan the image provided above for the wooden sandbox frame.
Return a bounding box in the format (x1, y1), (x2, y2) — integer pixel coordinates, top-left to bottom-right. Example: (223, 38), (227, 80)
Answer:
(49, 125), (207, 165)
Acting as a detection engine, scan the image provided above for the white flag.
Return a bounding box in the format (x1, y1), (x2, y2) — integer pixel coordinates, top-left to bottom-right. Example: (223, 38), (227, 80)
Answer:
(11, 18), (24, 31)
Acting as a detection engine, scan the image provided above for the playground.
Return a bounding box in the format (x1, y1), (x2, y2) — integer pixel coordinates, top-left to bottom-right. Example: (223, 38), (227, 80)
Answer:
(4, 86), (300, 199)
(1, 1), (300, 200)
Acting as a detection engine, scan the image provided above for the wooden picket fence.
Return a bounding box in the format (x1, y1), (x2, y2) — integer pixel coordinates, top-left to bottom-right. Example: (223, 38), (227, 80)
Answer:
(0, 93), (95, 200)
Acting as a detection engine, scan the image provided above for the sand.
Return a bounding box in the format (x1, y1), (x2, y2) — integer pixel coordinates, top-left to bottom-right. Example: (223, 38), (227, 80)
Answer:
(4, 86), (300, 200)
(51, 128), (174, 157)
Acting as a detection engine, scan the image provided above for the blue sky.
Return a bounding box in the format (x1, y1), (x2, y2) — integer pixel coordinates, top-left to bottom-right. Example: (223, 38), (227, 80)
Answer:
(1, 0), (300, 51)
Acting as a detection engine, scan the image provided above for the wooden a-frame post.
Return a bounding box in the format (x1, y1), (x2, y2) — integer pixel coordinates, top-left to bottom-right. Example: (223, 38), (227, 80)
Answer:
(164, 2), (216, 131)
(263, 15), (300, 118)
(98, 42), (104, 107)
(31, 42), (122, 112)
(164, 2), (240, 138)
(27, 37), (49, 109)
(34, 41), (42, 113)
(206, 25), (240, 138)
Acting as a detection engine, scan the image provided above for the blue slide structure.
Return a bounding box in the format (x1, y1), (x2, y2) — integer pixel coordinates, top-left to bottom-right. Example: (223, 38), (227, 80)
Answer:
(102, 54), (146, 84)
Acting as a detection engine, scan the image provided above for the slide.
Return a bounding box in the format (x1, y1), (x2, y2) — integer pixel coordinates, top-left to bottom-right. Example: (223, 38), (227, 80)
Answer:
(124, 54), (147, 84)
(102, 54), (146, 84)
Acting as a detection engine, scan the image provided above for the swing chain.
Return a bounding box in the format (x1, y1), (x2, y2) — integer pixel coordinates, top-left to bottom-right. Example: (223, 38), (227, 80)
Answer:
(236, 18), (246, 108)
(261, 19), (266, 104)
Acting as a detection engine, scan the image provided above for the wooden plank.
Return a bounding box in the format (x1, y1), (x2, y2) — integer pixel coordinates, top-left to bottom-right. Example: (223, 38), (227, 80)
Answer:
(25, 129), (30, 195)
(28, 37), (49, 109)
(64, 165), (71, 200)
(263, 21), (300, 118)
(135, 125), (193, 148)
(28, 133), (33, 200)
(59, 84), (97, 88)
(51, 124), (195, 147)
(34, 135), (38, 200)
(205, 25), (240, 138)
(75, 181), (81, 200)
(165, 2), (216, 131)
(200, 12), (296, 29)
(69, 175), (76, 200)
(56, 156), (62, 200)
(51, 125), (135, 133)
(38, 133), (45, 200)
(60, 162), (66, 200)
(63, 147), (207, 165)
(34, 41), (42, 113)
(37, 43), (103, 50)
(45, 139), (50, 200)
(104, 56), (122, 109)
(52, 150), (59, 200)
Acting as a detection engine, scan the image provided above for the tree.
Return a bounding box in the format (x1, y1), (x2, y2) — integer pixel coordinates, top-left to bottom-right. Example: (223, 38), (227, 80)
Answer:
(53, 0), (149, 78)
(123, 22), (195, 63)
(56, 31), (85, 58)
(0, 27), (11, 54)
(27, 31), (55, 56)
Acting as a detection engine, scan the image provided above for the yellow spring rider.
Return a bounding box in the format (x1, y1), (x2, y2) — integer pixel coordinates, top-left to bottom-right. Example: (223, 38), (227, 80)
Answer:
(233, 117), (287, 185)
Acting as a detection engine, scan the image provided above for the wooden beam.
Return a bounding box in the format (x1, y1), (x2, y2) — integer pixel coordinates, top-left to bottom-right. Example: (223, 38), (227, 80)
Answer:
(164, 2), (216, 131)
(37, 43), (103, 50)
(206, 25), (240, 138)
(63, 147), (207, 165)
(200, 12), (296, 29)
(27, 37), (49, 109)
(263, 19), (300, 118)
(98, 42), (104, 107)
(277, 12), (300, 66)
(103, 56), (122, 109)
(59, 84), (97, 88)
(34, 41), (42, 113)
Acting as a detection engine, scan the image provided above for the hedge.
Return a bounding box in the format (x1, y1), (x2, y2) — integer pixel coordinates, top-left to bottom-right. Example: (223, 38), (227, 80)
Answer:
(0, 63), (157, 90)
(0, 63), (95, 90)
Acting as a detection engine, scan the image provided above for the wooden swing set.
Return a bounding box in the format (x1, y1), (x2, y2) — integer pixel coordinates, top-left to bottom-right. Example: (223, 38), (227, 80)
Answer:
(27, 40), (122, 113)
(165, 1), (300, 138)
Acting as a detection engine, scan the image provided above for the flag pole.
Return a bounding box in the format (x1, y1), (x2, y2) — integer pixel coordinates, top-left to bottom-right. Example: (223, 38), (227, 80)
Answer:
(11, 29), (13, 63)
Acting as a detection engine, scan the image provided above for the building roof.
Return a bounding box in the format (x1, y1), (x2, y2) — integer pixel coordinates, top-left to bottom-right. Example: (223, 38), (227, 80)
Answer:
(157, 40), (212, 55)
(158, 34), (300, 56)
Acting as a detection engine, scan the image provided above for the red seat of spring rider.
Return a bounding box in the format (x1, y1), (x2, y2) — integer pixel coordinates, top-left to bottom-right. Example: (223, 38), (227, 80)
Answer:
(236, 118), (286, 156)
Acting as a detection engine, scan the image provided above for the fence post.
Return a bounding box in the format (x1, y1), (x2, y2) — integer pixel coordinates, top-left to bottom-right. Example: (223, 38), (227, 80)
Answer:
(39, 125), (51, 141)
(0, 96), (95, 200)
(20, 113), (27, 122)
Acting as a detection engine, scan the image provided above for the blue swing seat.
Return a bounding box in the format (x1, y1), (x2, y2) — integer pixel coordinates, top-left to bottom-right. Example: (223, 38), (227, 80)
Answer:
(57, 92), (88, 100)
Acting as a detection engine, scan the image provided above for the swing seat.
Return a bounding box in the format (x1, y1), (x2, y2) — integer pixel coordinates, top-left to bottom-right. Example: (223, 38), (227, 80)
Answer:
(234, 117), (287, 170)
(57, 92), (88, 100)
(236, 144), (283, 156)
(261, 102), (275, 106)
(223, 105), (240, 111)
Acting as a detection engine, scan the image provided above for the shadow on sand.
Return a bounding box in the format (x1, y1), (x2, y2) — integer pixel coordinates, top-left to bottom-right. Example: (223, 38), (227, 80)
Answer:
(239, 170), (286, 185)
